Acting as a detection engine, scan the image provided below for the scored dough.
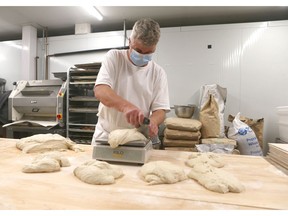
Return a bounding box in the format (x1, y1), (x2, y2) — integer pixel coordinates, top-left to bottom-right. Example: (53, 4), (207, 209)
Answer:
(16, 133), (84, 153)
(139, 161), (187, 185)
(185, 152), (225, 168)
(22, 151), (70, 173)
(187, 163), (245, 193)
(108, 128), (147, 148)
(74, 160), (124, 185)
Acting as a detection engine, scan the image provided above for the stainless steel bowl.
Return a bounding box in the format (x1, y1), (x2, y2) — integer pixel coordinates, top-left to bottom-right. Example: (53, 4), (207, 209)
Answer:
(174, 105), (195, 118)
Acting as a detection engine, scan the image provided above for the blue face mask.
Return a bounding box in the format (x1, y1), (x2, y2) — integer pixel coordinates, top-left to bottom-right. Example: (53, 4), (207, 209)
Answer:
(130, 49), (153, 67)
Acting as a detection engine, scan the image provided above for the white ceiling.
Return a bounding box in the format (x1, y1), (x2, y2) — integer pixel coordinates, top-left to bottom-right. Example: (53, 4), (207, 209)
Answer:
(0, 6), (288, 41)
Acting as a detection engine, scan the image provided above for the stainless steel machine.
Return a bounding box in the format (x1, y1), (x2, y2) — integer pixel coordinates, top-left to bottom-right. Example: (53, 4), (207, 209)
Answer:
(5, 79), (67, 138)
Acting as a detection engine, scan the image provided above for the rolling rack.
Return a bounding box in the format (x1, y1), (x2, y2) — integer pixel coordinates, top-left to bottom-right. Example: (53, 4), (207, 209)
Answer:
(66, 62), (101, 144)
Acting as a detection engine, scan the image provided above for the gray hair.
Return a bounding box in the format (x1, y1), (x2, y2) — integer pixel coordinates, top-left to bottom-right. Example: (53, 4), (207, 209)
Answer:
(130, 18), (161, 46)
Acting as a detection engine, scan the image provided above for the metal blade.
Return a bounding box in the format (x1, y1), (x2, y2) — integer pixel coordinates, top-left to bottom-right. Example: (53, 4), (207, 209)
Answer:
(137, 117), (150, 139)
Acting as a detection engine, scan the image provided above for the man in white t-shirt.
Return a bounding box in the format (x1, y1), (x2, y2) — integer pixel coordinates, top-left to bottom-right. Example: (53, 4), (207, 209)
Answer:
(92, 18), (170, 146)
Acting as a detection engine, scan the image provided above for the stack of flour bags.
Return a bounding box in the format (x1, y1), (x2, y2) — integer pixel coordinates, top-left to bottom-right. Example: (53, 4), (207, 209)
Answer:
(163, 117), (202, 151)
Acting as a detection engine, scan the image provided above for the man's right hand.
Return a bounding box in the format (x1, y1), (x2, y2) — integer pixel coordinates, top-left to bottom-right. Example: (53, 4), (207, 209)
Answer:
(123, 105), (145, 127)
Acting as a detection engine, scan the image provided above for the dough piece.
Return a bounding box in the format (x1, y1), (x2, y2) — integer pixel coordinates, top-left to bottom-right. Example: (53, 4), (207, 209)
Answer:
(187, 163), (245, 193)
(139, 161), (187, 185)
(186, 152), (225, 168)
(22, 151), (70, 173)
(16, 133), (84, 153)
(108, 128), (147, 148)
(74, 160), (124, 185)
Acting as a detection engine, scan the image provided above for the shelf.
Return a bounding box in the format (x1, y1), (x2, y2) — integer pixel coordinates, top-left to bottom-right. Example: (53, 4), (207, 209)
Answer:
(71, 76), (97, 80)
(70, 81), (95, 85)
(69, 96), (98, 102)
(68, 123), (95, 127)
(74, 62), (102, 69)
(69, 128), (95, 133)
(69, 107), (98, 113)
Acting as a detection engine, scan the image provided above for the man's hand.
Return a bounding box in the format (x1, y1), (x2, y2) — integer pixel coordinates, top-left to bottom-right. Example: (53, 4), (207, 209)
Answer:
(123, 105), (145, 127)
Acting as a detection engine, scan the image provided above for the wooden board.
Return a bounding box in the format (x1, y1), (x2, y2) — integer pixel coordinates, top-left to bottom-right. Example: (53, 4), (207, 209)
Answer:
(0, 138), (288, 210)
(268, 143), (288, 170)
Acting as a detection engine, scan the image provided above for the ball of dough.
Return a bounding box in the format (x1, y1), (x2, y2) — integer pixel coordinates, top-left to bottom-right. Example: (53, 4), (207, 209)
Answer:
(74, 160), (124, 185)
(23, 157), (61, 173)
(188, 163), (245, 193)
(108, 128), (147, 148)
(139, 161), (187, 185)
(16, 133), (84, 153)
(22, 151), (70, 173)
(186, 152), (225, 168)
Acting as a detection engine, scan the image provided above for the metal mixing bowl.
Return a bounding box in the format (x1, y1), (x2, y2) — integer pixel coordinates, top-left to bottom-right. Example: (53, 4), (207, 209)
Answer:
(174, 105), (195, 118)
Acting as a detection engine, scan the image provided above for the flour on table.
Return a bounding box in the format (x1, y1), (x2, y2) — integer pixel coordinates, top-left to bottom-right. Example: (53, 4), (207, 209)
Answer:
(22, 151), (70, 173)
(187, 163), (245, 193)
(16, 133), (84, 153)
(108, 128), (147, 148)
(186, 152), (225, 168)
(139, 160), (187, 185)
(74, 160), (124, 185)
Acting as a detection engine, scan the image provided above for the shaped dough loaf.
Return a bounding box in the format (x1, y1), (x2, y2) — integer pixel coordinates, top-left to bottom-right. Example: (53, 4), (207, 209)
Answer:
(16, 133), (84, 153)
(139, 161), (187, 185)
(108, 128), (147, 148)
(74, 160), (124, 185)
(22, 151), (70, 173)
(187, 163), (245, 193)
(186, 152), (225, 168)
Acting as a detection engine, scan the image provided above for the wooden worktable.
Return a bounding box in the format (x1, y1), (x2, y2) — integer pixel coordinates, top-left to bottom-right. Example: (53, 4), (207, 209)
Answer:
(0, 138), (287, 210)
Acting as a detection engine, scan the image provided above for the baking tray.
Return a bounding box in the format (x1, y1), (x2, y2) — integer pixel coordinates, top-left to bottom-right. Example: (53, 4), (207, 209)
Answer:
(53, 72), (67, 81)
(71, 76), (97, 80)
(74, 62), (101, 69)
(69, 96), (98, 102)
(70, 81), (95, 85)
(69, 107), (98, 113)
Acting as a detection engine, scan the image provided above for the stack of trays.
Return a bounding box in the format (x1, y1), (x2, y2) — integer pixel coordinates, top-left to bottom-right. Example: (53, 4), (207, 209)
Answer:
(267, 143), (288, 170)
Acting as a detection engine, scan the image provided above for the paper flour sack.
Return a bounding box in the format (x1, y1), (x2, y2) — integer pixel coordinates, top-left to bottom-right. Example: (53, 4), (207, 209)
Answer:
(228, 112), (263, 156)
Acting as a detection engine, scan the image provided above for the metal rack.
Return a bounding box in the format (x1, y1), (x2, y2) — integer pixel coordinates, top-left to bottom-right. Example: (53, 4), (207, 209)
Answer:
(66, 63), (101, 144)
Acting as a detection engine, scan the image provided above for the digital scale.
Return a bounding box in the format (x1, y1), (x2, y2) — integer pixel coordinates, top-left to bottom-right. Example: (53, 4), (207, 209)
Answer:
(92, 139), (153, 165)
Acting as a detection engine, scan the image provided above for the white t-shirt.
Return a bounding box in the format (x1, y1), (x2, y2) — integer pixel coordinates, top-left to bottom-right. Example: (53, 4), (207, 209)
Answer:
(92, 49), (170, 144)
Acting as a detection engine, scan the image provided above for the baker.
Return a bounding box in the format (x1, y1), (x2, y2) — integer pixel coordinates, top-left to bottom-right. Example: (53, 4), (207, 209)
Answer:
(91, 18), (170, 147)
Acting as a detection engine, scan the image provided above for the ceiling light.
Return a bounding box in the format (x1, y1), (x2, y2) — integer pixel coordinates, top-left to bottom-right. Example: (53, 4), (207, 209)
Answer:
(82, 6), (103, 21)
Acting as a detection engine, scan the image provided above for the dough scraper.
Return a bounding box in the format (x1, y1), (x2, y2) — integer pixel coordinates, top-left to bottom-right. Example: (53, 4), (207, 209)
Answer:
(137, 117), (150, 139)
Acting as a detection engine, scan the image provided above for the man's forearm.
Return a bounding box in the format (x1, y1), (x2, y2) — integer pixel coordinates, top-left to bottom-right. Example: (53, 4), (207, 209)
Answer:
(94, 84), (133, 113)
(150, 109), (166, 126)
